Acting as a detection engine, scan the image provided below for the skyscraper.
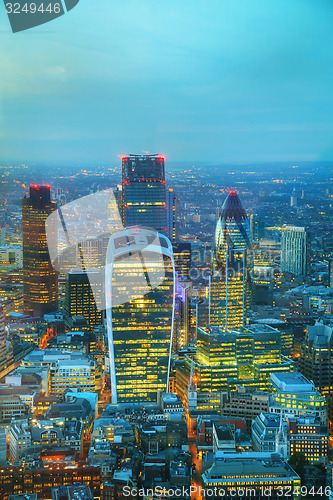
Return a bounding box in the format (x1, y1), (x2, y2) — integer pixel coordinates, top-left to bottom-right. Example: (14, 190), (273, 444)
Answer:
(210, 191), (252, 329)
(64, 269), (103, 331)
(122, 154), (167, 232)
(166, 188), (177, 241)
(173, 277), (192, 353)
(106, 228), (175, 403)
(281, 225), (310, 276)
(249, 213), (265, 242)
(22, 185), (58, 317)
(172, 242), (191, 279)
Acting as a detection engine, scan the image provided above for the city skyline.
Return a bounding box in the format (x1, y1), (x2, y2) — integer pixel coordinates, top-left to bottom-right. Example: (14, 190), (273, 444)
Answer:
(1, 0), (333, 494)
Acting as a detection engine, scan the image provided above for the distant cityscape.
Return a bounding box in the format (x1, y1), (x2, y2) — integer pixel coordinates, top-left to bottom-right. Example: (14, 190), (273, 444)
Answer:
(0, 157), (332, 499)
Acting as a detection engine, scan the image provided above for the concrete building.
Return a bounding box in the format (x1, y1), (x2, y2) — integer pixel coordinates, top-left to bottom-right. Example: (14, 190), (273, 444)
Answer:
(222, 387), (269, 433)
(202, 452), (300, 498)
(9, 421), (32, 460)
(251, 413), (289, 458)
(288, 415), (328, 465)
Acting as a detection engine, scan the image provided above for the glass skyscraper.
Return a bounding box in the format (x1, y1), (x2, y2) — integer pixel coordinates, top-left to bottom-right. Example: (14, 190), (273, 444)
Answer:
(281, 225), (310, 276)
(122, 154), (167, 232)
(22, 185), (58, 317)
(64, 269), (103, 331)
(106, 228), (175, 403)
(210, 191), (252, 329)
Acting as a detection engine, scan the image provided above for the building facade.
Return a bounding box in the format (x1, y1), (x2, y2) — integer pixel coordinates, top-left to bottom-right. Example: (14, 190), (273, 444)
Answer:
(298, 322), (333, 395)
(281, 225), (310, 277)
(64, 269), (103, 331)
(106, 229), (175, 403)
(288, 415), (328, 465)
(211, 191), (252, 329)
(202, 452), (301, 499)
(22, 185), (58, 317)
(269, 372), (327, 423)
(122, 154), (167, 232)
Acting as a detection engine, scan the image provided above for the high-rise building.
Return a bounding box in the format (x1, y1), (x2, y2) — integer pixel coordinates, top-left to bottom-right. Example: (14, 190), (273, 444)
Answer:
(173, 277), (192, 353)
(166, 188), (177, 241)
(298, 322), (333, 395)
(172, 241), (191, 278)
(64, 269), (103, 331)
(122, 154), (167, 232)
(106, 229), (175, 403)
(175, 325), (293, 411)
(249, 213), (265, 242)
(211, 191), (252, 329)
(22, 185), (58, 317)
(281, 225), (310, 276)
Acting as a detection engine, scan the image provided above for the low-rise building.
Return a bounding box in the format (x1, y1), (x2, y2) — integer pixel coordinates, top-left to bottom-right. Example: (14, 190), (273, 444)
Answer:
(269, 372), (327, 423)
(45, 397), (94, 438)
(52, 484), (94, 500)
(251, 413), (289, 458)
(202, 452), (301, 498)
(9, 421), (32, 460)
(288, 415), (328, 465)
(157, 392), (185, 420)
(222, 386), (269, 432)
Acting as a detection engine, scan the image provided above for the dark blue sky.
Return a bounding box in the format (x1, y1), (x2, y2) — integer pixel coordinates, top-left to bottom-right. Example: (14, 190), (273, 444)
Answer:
(1, 0), (333, 164)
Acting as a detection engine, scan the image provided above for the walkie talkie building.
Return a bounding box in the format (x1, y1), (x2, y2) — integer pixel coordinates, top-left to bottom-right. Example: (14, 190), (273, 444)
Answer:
(106, 228), (175, 404)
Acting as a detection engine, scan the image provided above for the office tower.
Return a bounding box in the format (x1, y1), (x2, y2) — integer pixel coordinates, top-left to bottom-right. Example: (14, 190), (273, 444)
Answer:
(249, 213), (265, 242)
(173, 277), (192, 353)
(298, 323), (333, 395)
(281, 225), (310, 276)
(175, 324), (293, 411)
(106, 229), (175, 403)
(211, 191), (252, 329)
(166, 188), (177, 241)
(112, 184), (123, 223)
(253, 319), (294, 358)
(22, 185), (58, 317)
(172, 241), (191, 278)
(64, 269), (102, 331)
(122, 154), (167, 232)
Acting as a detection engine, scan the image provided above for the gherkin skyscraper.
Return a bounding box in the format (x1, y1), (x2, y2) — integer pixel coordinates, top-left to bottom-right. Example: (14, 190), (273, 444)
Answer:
(210, 191), (252, 329)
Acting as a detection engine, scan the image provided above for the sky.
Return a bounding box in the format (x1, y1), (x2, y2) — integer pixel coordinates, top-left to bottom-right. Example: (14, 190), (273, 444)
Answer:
(1, 0), (333, 164)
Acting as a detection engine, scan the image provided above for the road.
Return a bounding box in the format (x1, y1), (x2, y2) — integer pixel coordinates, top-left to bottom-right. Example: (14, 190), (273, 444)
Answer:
(189, 439), (203, 500)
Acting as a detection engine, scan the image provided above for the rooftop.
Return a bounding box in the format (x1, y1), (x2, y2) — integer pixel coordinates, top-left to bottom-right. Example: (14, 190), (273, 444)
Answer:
(270, 372), (315, 393)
